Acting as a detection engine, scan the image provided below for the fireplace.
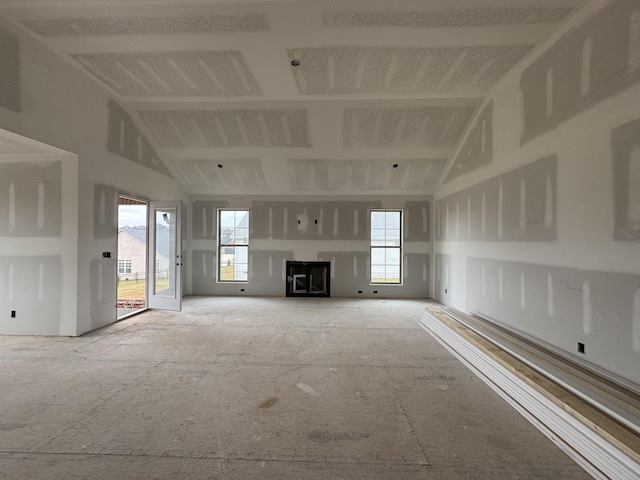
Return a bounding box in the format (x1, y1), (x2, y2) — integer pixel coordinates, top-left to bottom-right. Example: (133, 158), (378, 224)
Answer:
(286, 261), (330, 297)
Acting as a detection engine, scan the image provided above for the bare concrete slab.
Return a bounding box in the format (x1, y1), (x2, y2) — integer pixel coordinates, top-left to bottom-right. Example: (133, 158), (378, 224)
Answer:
(0, 297), (590, 479)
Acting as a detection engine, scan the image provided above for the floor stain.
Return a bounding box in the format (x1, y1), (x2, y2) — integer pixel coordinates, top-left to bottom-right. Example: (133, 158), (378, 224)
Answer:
(258, 397), (279, 409)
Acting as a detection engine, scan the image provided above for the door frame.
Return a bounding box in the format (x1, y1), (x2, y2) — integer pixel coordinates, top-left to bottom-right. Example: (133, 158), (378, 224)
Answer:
(147, 200), (183, 311)
(116, 195), (150, 320)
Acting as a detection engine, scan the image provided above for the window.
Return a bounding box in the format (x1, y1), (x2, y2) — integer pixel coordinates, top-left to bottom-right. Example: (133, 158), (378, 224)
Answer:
(370, 210), (402, 284)
(218, 210), (249, 282)
(118, 259), (132, 274)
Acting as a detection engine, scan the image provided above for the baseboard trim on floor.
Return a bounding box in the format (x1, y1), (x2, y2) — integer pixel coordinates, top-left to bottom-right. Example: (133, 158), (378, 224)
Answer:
(420, 308), (640, 480)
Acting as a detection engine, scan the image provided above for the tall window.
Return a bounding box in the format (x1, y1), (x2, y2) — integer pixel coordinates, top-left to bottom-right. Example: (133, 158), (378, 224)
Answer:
(370, 210), (402, 284)
(118, 259), (132, 274)
(218, 210), (250, 282)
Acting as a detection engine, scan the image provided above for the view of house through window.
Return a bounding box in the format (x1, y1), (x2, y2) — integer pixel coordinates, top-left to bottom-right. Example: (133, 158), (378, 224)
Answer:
(117, 196), (149, 318)
(370, 210), (402, 284)
(219, 210), (249, 282)
(118, 259), (132, 274)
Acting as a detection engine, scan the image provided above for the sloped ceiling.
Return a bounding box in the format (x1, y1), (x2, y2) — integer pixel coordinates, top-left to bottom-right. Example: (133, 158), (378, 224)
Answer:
(0, 0), (587, 196)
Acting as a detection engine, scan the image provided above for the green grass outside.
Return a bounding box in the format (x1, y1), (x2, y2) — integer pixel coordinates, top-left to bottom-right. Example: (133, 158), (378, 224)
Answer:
(117, 278), (170, 299)
(219, 265), (236, 281)
(118, 266), (240, 299)
(371, 278), (400, 284)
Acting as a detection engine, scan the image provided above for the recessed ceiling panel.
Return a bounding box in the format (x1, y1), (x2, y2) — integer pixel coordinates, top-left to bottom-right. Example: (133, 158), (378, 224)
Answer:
(323, 7), (573, 28)
(288, 158), (446, 192)
(21, 13), (269, 36)
(289, 46), (533, 95)
(139, 109), (310, 147)
(172, 158), (267, 192)
(343, 106), (474, 148)
(72, 51), (261, 97)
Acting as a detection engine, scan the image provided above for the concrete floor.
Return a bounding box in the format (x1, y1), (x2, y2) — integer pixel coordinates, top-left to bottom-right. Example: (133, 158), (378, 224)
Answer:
(0, 297), (591, 479)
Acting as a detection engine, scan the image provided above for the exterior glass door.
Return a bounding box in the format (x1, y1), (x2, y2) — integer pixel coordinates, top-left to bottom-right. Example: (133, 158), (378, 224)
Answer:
(148, 201), (182, 311)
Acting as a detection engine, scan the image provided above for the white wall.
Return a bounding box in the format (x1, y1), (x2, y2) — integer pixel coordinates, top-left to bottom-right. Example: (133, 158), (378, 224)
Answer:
(190, 195), (432, 299)
(0, 18), (188, 335)
(434, 0), (640, 386)
(0, 146), (79, 335)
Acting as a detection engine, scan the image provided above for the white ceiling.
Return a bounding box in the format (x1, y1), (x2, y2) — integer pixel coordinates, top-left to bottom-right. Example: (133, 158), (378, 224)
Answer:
(0, 0), (588, 196)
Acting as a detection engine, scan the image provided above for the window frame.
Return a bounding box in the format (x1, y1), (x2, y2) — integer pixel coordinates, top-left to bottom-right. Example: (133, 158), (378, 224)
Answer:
(118, 259), (132, 275)
(217, 209), (250, 283)
(369, 209), (403, 285)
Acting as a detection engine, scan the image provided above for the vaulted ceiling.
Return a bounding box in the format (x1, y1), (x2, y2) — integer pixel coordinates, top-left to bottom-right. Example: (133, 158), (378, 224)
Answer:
(0, 0), (588, 196)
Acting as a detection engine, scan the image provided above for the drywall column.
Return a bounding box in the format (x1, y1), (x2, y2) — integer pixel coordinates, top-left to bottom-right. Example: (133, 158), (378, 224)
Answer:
(0, 150), (79, 335)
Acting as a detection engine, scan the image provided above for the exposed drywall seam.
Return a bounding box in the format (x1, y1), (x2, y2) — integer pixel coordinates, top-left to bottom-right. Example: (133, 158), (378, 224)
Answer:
(520, 0), (640, 145)
(107, 100), (173, 177)
(436, 156), (556, 242)
(467, 257), (640, 385)
(613, 117), (640, 240)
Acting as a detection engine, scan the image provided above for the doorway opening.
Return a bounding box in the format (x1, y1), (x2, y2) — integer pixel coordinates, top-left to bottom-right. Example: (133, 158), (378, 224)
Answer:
(117, 195), (149, 319)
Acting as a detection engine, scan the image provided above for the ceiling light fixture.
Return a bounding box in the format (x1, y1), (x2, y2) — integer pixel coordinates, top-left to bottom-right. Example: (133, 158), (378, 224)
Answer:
(291, 59), (300, 67)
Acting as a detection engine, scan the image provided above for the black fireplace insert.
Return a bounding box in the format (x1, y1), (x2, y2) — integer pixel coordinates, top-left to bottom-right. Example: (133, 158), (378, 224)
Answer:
(285, 261), (330, 297)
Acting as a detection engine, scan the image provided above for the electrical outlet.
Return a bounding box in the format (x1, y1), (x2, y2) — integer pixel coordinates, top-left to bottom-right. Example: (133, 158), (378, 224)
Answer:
(445, 288), (448, 294)
(373, 290), (378, 294)
(357, 290), (362, 294)
(240, 288), (245, 292)
(578, 342), (585, 354)
(10, 310), (16, 318)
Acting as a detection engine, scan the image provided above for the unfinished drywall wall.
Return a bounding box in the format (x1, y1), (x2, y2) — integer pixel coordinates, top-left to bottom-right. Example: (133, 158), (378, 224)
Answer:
(0, 160), (65, 333)
(468, 257), (640, 385)
(192, 200), (230, 239)
(520, 0), (640, 145)
(442, 101), (493, 183)
(190, 196), (431, 298)
(433, 253), (451, 304)
(404, 201), (431, 242)
(0, 145), (79, 336)
(0, 17), (188, 335)
(613, 117), (640, 240)
(436, 156), (556, 242)
(434, 0), (640, 385)
(0, 24), (20, 113)
(0, 255), (62, 335)
(0, 161), (62, 236)
(251, 200), (378, 242)
(93, 184), (118, 240)
(107, 100), (171, 177)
